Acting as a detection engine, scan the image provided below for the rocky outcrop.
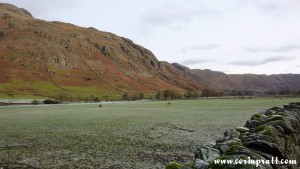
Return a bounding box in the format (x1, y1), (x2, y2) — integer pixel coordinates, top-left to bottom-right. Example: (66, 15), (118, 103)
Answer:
(0, 3), (203, 95)
(0, 3), (33, 18)
(166, 102), (300, 169)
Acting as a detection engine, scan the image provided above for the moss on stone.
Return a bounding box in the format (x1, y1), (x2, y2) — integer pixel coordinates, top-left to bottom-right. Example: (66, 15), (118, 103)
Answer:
(276, 112), (288, 116)
(251, 113), (261, 121)
(254, 125), (267, 132)
(224, 144), (246, 155)
(266, 120), (295, 134)
(165, 162), (183, 169)
(166, 162), (194, 169)
(254, 125), (278, 139)
(181, 162), (194, 169)
(265, 116), (284, 123)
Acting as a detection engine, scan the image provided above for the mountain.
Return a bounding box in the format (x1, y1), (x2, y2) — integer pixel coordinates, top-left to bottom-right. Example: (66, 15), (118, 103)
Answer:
(172, 63), (300, 92)
(0, 3), (299, 98)
(0, 3), (201, 98)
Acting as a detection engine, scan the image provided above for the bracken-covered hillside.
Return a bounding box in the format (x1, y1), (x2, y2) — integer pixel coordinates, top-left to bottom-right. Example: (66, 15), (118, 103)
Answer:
(0, 3), (201, 97)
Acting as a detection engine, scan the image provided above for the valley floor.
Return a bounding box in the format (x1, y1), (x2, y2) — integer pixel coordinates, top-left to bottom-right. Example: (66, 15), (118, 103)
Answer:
(0, 98), (299, 168)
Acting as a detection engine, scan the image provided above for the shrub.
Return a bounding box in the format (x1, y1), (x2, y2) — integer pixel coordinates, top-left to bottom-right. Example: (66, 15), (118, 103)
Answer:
(0, 31), (4, 37)
(43, 99), (59, 104)
(122, 93), (130, 100)
(165, 162), (183, 169)
(162, 90), (180, 100)
(31, 100), (39, 105)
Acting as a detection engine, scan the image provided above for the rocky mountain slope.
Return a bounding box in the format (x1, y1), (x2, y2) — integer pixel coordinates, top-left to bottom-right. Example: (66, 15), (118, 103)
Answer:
(0, 3), (201, 98)
(0, 3), (299, 98)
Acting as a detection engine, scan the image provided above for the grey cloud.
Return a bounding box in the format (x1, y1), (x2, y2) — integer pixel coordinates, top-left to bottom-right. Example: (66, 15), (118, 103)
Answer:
(142, 0), (300, 27)
(237, 0), (300, 14)
(262, 56), (292, 64)
(245, 47), (269, 53)
(182, 44), (220, 53)
(245, 44), (300, 53)
(271, 44), (300, 52)
(229, 56), (294, 66)
(181, 59), (214, 65)
(238, 0), (282, 11)
(190, 44), (220, 50)
(229, 60), (259, 66)
(141, 1), (220, 26)
(142, 10), (193, 26)
(297, 65), (300, 68)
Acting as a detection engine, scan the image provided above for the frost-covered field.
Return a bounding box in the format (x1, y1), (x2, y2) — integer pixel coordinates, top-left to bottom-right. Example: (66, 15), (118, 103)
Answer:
(0, 98), (298, 168)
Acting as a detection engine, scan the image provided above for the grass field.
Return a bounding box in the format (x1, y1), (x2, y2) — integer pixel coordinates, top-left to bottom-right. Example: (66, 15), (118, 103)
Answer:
(0, 98), (299, 168)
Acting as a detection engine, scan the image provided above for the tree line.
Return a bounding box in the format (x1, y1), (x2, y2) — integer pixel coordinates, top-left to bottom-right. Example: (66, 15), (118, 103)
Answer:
(34, 87), (300, 104)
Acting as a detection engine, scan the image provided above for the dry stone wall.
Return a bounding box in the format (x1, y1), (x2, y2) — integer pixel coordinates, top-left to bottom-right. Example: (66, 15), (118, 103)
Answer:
(166, 102), (300, 169)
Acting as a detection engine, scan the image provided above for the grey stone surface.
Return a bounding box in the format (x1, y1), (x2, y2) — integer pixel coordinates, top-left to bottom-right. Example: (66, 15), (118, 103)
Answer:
(166, 102), (300, 169)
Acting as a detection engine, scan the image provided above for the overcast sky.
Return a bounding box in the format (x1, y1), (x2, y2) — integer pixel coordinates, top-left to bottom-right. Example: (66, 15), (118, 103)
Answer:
(4, 0), (300, 74)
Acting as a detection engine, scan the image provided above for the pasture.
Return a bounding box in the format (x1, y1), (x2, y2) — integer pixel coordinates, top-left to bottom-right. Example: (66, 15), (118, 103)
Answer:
(0, 98), (298, 168)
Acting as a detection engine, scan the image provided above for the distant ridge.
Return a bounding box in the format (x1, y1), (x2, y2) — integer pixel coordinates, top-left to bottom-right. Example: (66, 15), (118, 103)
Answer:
(172, 63), (300, 92)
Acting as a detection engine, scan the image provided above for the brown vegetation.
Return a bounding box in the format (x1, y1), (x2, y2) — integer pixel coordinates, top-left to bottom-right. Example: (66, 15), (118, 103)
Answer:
(0, 3), (300, 98)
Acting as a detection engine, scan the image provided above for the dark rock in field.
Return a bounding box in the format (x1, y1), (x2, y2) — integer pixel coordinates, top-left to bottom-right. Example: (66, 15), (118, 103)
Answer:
(165, 102), (300, 169)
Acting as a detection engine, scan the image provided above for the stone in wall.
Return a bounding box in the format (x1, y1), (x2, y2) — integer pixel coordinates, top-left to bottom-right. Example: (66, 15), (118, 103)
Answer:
(165, 102), (300, 169)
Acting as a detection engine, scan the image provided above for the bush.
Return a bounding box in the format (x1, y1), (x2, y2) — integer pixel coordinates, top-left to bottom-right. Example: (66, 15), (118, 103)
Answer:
(122, 93), (130, 100)
(0, 31), (4, 37)
(165, 162), (183, 169)
(122, 93), (145, 101)
(54, 93), (69, 102)
(162, 90), (180, 100)
(31, 100), (39, 105)
(43, 99), (60, 104)
(185, 90), (199, 99)
(155, 90), (161, 100)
